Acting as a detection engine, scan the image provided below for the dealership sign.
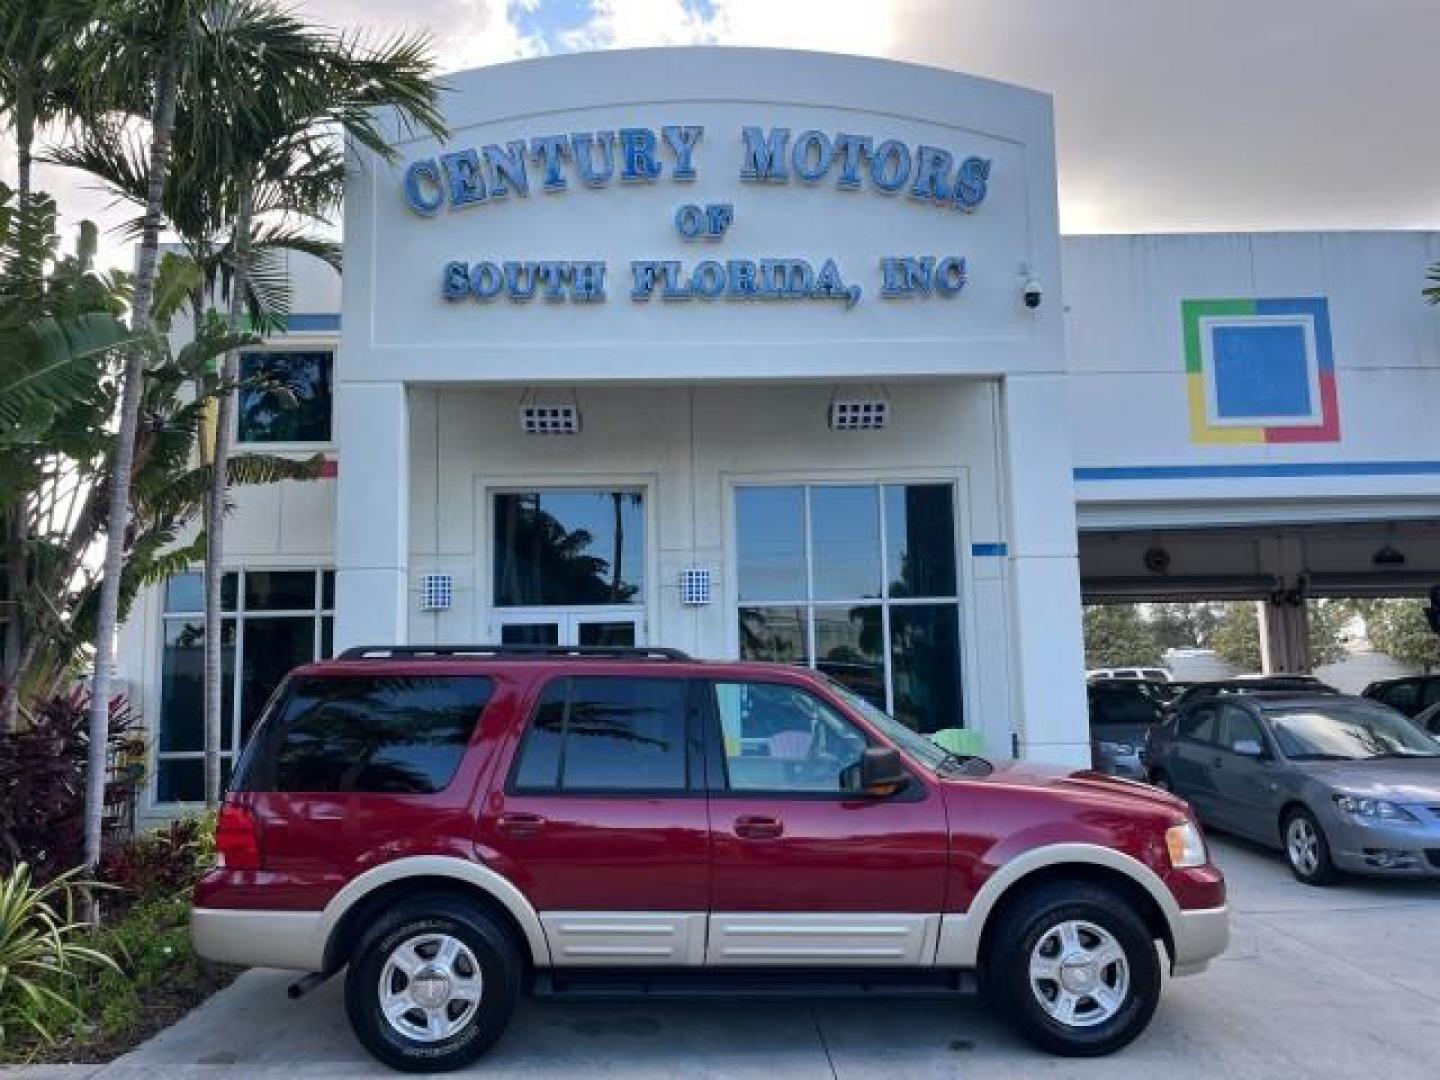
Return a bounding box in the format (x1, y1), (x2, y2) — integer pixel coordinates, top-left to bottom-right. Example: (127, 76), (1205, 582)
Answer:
(402, 125), (991, 308)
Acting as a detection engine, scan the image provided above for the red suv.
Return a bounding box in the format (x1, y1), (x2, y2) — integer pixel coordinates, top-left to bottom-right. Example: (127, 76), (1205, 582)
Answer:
(193, 646), (1227, 1072)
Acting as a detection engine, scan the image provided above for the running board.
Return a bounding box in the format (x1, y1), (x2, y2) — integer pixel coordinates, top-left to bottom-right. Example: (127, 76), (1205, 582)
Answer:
(532, 967), (978, 1001)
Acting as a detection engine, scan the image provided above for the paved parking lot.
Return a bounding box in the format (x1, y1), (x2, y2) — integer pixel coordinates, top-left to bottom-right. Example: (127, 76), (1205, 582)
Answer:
(15, 836), (1440, 1079)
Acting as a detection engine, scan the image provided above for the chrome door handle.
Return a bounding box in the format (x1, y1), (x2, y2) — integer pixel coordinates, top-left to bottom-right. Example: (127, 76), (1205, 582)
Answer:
(496, 812), (545, 838)
(734, 815), (784, 840)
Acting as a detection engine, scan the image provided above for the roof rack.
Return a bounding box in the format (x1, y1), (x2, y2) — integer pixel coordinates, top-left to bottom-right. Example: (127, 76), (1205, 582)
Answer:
(336, 644), (693, 662)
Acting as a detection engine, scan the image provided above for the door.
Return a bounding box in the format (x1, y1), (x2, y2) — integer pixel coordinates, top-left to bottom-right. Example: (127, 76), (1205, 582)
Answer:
(479, 673), (709, 966)
(1168, 703), (1222, 819)
(1210, 703), (1281, 842)
(495, 608), (642, 648)
(701, 677), (950, 966)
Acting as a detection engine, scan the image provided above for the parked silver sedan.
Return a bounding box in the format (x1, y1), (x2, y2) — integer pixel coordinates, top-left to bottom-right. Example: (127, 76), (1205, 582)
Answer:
(1145, 693), (1440, 885)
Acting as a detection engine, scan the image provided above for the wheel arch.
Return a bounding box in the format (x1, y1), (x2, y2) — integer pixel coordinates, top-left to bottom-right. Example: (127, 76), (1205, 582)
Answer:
(316, 856), (551, 972)
(938, 844), (1181, 970)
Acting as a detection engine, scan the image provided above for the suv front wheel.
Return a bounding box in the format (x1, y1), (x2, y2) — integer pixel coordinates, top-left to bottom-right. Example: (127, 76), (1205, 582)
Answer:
(988, 881), (1161, 1056)
(344, 894), (521, 1073)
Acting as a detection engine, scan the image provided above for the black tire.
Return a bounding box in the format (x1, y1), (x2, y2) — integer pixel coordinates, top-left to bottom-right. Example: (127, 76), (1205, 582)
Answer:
(344, 894), (521, 1073)
(1282, 807), (1340, 886)
(988, 881), (1161, 1057)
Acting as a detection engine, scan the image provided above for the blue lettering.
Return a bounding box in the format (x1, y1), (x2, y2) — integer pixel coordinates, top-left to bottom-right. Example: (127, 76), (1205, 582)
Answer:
(880, 257), (908, 296)
(660, 261), (691, 300)
(529, 135), (569, 191)
(706, 204), (734, 237)
(675, 203), (706, 239)
(571, 131), (616, 186)
(536, 261), (568, 300)
(470, 261), (503, 300)
(661, 125), (703, 179)
(571, 262), (607, 302)
(404, 159), (445, 215)
(504, 261), (537, 301)
(691, 260), (726, 298)
(812, 258), (844, 299)
(620, 128), (661, 181)
(482, 141), (529, 197)
(935, 256), (967, 294)
(439, 149), (486, 207)
(442, 260), (469, 298)
(631, 261), (663, 300)
(909, 146), (952, 203)
(870, 140), (911, 193)
(791, 130), (834, 183)
(954, 156), (991, 210)
(740, 126), (790, 182)
(833, 133), (871, 188)
(727, 260), (758, 297)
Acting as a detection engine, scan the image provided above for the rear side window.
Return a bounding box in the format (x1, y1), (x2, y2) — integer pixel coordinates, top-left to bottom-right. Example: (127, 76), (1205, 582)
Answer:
(1177, 705), (1218, 745)
(511, 676), (690, 793)
(237, 675), (493, 794)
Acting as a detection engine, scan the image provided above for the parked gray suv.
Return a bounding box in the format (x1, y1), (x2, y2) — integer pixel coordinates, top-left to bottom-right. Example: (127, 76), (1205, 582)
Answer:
(1145, 693), (1440, 885)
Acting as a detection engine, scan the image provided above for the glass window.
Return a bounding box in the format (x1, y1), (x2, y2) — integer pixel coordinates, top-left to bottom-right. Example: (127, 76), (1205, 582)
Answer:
(501, 623), (560, 646)
(736, 486), (805, 602)
(810, 486), (880, 600)
(493, 490), (644, 607)
(577, 621), (636, 647)
(890, 604), (962, 734)
(237, 351), (333, 443)
(511, 676), (689, 792)
(1178, 705), (1218, 744)
(1217, 705), (1264, 752)
(157, 568), (333, 802)
(813, 605), (884, 709)
(735, 483), (963, 733)
(1267, 704), (1440, 761)
(244, 570), (316, 611)
(159, 620), (235, 752)
(885, 484), (956, 598)
(237, 675), (493, 794)
(714, 681), (868, 793)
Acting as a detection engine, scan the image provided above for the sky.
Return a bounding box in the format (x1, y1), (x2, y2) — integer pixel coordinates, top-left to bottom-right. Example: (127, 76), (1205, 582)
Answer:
(24, 0), (1440, 269)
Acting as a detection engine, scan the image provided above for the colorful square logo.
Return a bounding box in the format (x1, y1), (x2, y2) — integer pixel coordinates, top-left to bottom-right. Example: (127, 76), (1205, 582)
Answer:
(1182, 297), (1339, 444)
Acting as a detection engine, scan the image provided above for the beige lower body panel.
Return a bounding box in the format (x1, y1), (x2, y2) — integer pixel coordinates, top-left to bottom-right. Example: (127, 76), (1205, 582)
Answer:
(540, 912), (707, 966)
(191, 907), (324, 971)
(706, 913), (941, 966)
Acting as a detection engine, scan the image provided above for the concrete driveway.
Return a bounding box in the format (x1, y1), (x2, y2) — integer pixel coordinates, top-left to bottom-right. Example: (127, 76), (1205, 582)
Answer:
(17, 836), (1440, 1079)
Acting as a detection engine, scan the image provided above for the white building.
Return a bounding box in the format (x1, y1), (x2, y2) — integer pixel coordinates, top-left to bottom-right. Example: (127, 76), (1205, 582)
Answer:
(119, 49), (1440, 819)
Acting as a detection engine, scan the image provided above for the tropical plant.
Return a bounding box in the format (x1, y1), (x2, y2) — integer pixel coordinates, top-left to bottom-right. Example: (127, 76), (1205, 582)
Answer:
(0, 863), (117, 1046)
(0, 0), (91, 209)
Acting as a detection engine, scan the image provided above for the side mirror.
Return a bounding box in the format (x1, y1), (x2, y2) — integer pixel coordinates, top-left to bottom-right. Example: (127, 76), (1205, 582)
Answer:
(855, 746), (909, 797)
(1233, 739), (1265, 758)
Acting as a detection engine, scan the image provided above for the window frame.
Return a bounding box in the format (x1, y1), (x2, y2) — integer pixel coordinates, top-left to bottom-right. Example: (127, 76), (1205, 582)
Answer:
(503, 673), (706, 798)
(697, 676), (924, 802)
(726, 477), (968, 731)
(1216, 702), (1267, 755)
(234, 344), (337, 450)
(153, 567), (335, 808)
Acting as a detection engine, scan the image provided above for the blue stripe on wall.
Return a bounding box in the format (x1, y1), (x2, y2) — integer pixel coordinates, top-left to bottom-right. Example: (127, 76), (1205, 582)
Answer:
(1074, 461), (1440, 482)
(970, 543), (1008, 557)
(284, 312), (341, 332)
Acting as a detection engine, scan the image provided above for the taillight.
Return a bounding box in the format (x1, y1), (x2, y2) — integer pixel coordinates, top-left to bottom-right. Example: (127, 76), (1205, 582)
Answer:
(215, 801), (261, 870)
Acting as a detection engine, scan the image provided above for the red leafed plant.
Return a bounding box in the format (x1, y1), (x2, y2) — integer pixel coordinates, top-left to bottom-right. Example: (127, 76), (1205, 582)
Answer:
(0, 688), (143, 883)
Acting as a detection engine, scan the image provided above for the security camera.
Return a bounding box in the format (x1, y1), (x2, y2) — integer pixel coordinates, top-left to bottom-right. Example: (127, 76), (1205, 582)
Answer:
(1023, 274), (1043, 309)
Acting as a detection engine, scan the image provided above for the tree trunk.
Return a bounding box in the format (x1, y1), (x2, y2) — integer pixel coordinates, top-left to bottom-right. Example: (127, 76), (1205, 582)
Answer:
(16, 82), (34, 211)
(203, 179), (254, 807)
(83, 54), (180, 883)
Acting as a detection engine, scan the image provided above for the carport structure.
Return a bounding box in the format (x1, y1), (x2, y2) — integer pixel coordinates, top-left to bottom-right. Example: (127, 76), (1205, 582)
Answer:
(1078, 517), (1440, 673)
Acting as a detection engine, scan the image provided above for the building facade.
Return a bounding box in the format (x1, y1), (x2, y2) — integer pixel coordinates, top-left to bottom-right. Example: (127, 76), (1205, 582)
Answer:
(118, 49), (1440, 820)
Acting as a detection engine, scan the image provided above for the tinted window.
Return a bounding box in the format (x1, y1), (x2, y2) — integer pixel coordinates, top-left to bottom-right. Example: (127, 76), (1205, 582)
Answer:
(736, 486), (805, 602)
(1378, 681), (1420, 714)
(238, 351), (333, 443)
(1178, 705), (1218, 744)
(1089, 688), (1163, 729)
(237, 675), (492, 793)
(493, 490), (645, 606)
(885, 484), (956, 598)
(1217, 705), (1264, 752)
(511, 677), (689, 792)
(1267, 704), (1440, 761)
(714, 681), (868, 793)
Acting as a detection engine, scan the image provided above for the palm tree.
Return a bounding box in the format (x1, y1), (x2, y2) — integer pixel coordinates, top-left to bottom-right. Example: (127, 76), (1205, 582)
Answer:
(0, 0), (89, 209)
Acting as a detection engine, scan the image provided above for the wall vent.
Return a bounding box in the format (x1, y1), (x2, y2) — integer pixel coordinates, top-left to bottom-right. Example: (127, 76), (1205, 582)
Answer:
(419, 573), (454, 612)
(680, 568), (713, 606)
(828, 399), (889, 431)
(519, 403), (581, 435)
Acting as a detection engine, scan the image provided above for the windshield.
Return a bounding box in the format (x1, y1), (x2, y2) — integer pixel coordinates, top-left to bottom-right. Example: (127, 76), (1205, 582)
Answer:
(824, 678), (992, 776)
(1267, 705), (1440, 761)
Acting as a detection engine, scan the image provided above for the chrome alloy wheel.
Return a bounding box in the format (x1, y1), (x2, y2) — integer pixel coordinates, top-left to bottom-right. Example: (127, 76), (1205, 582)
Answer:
(1287, 815), (1321, 876)
(377, 933), (484, 1043)
(1027, 920), (1131, 1028)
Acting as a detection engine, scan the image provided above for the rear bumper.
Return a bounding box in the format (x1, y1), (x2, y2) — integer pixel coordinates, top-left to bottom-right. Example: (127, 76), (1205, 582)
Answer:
(1170, 904), (1229, 977)
(191, 907), (324, 971)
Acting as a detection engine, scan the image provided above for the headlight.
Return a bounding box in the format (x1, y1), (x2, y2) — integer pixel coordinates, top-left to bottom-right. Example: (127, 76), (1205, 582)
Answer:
(1332, 795), (1418, 823)
(1165, 821), (1208, 868)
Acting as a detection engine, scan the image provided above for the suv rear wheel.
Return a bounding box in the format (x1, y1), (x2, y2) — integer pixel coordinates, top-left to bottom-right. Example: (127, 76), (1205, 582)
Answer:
(344, 895), (520, 1073)
(988, 881), (1161, 1056)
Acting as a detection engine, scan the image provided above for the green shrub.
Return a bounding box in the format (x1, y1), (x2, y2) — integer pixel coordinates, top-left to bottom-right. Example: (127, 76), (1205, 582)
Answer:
(0, 865), (118, 1048)
(99, 815), (215, 903)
